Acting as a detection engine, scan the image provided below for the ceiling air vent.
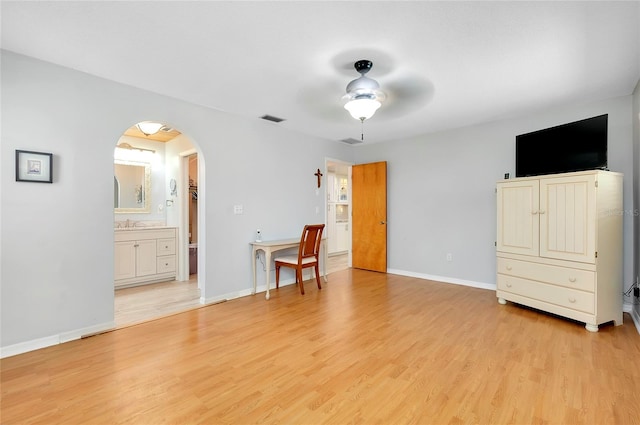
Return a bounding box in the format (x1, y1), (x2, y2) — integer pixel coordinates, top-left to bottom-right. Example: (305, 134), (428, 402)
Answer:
(340, 138), (363, 145)
(260, 114), (285, 123)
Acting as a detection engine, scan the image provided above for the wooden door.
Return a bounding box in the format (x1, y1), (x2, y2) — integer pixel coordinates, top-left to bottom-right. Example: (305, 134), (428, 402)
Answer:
(497, 180), (540, 256)
(539, 174), (596, 263)
(352, 161), (387, 272)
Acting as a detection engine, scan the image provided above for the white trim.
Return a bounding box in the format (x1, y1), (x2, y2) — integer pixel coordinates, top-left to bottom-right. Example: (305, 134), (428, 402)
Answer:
(387, 268), (496, 291)
(0, 321), (115, 359)
(200, 278), (301, 305)
(623, 303), (640, 334)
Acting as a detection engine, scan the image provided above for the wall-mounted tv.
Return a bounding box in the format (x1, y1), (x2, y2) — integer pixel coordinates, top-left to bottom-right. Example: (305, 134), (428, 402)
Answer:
(515, 114), (608, 177)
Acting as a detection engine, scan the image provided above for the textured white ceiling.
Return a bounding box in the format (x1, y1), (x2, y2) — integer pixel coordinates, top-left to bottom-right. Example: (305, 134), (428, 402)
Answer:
(2, 1), (639, 144)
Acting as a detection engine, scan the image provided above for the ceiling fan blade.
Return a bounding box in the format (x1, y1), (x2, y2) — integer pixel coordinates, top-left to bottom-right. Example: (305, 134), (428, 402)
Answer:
(378, 75), (435, 119)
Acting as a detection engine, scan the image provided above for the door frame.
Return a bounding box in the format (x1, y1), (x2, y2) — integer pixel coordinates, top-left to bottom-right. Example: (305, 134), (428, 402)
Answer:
(325, 158), (353, 268)
(177, 150), (197, 282)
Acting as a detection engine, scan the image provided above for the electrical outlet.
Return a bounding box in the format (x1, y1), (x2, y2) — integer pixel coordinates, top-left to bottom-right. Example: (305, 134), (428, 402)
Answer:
(446, 253), (452, 262)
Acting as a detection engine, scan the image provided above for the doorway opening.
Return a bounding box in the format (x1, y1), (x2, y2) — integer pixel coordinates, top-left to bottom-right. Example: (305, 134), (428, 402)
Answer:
(325, 158), (353, 274)
(113, 122), (204, 327)
(187, 153), (198, 280)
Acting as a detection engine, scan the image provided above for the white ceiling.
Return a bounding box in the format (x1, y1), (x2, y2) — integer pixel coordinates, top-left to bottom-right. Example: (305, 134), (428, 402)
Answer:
(2, 1), (639, 144)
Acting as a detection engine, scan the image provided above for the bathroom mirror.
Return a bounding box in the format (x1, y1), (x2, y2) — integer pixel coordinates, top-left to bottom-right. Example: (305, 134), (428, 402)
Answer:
(114, 160), (151, 213)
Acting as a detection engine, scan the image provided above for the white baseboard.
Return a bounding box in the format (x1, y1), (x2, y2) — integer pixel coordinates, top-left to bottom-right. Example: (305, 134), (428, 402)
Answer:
(623, 303), (640, 334)
(387, 268), (496, 291)
(201, 278), (299, 305)
(1, 321), (115, 359)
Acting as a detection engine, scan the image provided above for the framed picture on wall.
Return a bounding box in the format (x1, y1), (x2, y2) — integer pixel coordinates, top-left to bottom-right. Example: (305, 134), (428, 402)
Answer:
(15, 150), (53, 183)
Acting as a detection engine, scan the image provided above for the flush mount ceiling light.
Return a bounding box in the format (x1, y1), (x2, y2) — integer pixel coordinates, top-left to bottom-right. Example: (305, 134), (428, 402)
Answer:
(136, 121), (164, 136)
(343, 60), (385, 122)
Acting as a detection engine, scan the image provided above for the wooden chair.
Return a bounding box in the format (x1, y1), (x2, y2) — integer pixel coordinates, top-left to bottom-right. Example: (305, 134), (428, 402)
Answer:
(275, 224), (325, 295)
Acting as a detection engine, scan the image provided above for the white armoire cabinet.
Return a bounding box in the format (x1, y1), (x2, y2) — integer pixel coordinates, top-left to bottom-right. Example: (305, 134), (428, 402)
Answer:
(496, 170), (623, 332)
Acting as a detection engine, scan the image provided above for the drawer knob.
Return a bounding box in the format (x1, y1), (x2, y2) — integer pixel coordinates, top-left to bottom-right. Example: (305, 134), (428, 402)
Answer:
(506, 283), (512, 288)
(506, 265), (512, 271)
(569, 277), (577, 282)
(569, 297), (576, 303)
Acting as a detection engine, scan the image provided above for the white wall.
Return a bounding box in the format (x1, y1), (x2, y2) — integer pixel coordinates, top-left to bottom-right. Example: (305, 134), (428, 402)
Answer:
(0, 51), (354, 355)
(632, 79), (640, 321)
(354, 96), (636, 292)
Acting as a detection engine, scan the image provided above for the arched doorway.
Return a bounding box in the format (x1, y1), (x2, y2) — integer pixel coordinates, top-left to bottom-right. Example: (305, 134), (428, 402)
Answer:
(113, 121), (204, 327)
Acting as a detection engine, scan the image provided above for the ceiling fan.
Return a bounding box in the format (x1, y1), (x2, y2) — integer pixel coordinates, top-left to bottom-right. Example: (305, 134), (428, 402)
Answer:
(339, 58), (434, 125)
(342, 60), (386, 122)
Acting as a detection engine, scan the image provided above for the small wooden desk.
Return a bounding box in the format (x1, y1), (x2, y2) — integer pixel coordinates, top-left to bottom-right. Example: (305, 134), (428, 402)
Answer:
(251, 238), (327, 300)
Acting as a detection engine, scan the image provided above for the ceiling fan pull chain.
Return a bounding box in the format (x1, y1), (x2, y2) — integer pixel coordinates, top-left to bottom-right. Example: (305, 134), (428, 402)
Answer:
(361, 117), (365, 141)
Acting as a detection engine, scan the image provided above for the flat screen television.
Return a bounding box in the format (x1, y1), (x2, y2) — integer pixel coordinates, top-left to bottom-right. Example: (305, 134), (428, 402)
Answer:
(515, 114), (608, 177)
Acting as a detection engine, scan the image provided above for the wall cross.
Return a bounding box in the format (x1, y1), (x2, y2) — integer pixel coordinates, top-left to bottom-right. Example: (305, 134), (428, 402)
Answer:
(314, 168), (323, 188)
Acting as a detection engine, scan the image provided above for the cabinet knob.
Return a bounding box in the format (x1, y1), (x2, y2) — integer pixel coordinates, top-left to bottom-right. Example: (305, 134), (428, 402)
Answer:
(506, 283), (512, 288)
(506, 265), (512, 271)
(569, 277), (577, 282)
(569, 297), (576, 303)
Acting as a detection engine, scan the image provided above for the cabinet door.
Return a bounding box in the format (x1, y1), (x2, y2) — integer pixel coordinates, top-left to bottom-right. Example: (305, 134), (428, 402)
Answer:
(497, 180), (539, 256)
(539, 174), (596, 263)
(327, 174), (336, 202)
(338, 176), (348, 201)
(336, 222), (349, 252)
(135, 239), (157, 277)
(114, 241), (137, 280)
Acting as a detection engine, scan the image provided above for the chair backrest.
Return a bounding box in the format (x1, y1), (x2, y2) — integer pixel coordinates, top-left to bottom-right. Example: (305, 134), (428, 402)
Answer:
(298, 224), (325, 262)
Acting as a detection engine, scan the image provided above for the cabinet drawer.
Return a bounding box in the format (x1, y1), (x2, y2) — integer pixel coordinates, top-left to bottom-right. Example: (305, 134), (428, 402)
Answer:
(497, 274), (594, 314)
(497, 257), (595, 292)
(157, 255), (176, 273)
(157, 238), (176, 256)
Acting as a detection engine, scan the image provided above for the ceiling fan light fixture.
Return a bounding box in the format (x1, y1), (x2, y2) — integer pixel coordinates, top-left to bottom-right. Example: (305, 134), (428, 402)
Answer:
(343, 60), (384, 122)
(136, 121), (163, 136)
(344, 97), (381, 121)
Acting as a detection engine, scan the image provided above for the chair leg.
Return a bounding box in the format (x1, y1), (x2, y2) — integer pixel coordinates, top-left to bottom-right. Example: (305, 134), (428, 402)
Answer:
(315, 265), (322, 290)
(275, 264), (280, 289)
(297, 268), (304, 294)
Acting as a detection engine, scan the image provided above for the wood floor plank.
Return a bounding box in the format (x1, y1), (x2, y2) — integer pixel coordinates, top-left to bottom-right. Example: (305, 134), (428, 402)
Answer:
(2, 268), (639, 424)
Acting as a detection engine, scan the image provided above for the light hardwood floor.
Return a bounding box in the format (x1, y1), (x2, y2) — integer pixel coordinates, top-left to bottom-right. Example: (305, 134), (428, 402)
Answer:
(3, 269), (639, 424)
(114, 253), (350, 328)
(115, 275), (201, 327)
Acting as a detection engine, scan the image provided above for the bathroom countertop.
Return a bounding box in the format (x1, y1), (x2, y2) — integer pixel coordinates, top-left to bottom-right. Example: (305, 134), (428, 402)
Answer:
(114, 226), (175, 231)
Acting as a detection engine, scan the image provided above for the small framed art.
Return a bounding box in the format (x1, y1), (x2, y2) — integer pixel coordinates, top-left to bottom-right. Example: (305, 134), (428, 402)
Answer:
(15, 150), (53, 183)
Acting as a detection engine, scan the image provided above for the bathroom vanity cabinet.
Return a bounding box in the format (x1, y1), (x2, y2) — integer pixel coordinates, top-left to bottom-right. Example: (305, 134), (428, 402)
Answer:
(114, 227), (177, 288)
